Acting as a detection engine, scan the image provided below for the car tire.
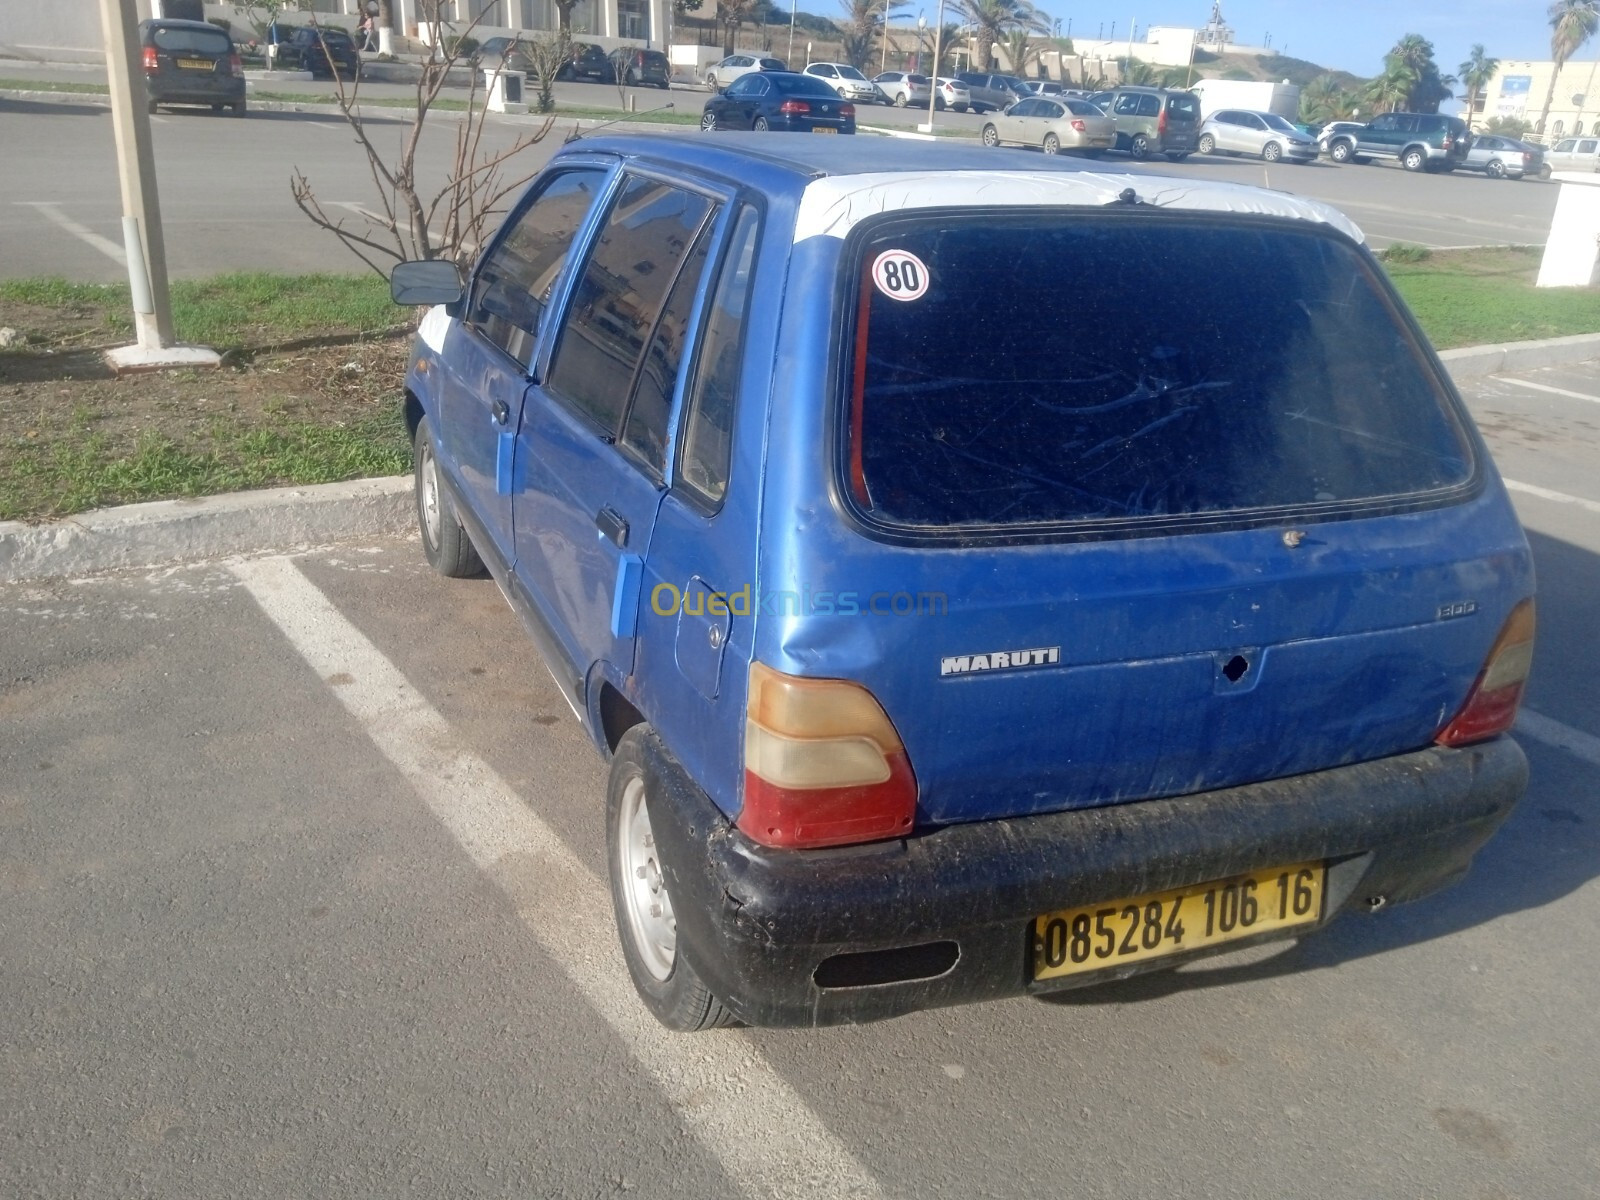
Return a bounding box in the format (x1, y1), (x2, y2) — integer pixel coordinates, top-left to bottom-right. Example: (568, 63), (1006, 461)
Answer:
(1130, 133), (1152, 160)
(705, 72), (718, 91)
(1485, 159), (1506, 178)
(936, 97), (947, 111)
(753, 115), (770, 131)
(982, 123), (1000, 146)
(700, 110), (717, 131)
(1329, 139), (1354, 163)
(146, 98), (159, 114)
(1263, 140), (1283, 162)
(894, 91), (907, 107)
(413, 417), (483, 579)
(1402, 147), (1426, 172)
(1043, 132), (1060, 155)
(1198, 133), (1216, 154)
(232, 100), (247, 117)
(607, 726), (738, 1034)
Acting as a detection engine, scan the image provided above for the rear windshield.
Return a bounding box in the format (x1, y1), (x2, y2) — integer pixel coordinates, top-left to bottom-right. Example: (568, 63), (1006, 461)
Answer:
(774, 74), (840, 97)
(152, 26), (231, 54)
(1165, 92), (1200, 120)
(844, 214), (1474, 534)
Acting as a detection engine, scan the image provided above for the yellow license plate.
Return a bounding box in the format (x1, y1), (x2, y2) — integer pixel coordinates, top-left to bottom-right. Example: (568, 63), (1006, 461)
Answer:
(1032, 861), (1326, 981)
(178, 58), (213, 70)
(812, 126), (838, 134)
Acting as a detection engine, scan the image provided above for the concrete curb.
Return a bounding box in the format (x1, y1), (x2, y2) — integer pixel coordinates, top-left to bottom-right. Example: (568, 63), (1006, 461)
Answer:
(1437, 331), (1600, 381)
(0, 478), (412, 584)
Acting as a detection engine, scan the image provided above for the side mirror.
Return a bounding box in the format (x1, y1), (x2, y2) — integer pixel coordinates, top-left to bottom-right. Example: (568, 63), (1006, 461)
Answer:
(390, 259), (464, 307)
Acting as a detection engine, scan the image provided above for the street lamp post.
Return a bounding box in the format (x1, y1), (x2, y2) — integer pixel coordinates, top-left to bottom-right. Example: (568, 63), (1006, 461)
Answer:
(788, 0), (798, 64)
(921, 5), (943, 133)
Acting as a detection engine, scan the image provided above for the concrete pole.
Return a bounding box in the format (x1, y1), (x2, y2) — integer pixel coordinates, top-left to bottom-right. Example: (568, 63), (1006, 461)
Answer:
(98, 0), (175, 350)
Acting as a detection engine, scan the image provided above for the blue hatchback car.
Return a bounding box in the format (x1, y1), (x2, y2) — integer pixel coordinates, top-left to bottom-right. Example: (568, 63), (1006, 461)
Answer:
(390, 134), (1533, 1030)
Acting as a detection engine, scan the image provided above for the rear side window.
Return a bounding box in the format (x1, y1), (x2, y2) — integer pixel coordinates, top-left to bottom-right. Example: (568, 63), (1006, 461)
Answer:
(547, 175), (715, 436)
(151, 26), (231, 53)
(843, 214), (1474, 535)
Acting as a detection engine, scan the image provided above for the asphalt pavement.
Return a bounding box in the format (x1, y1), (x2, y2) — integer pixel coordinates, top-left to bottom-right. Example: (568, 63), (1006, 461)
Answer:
(3, 362), (1599, 1198)
(0, 63), (1562, 280)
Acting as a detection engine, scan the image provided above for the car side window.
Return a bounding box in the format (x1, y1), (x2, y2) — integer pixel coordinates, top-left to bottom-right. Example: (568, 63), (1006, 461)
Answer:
(469, 168), (607, 364)
(1041, 101), (1063, 118)
(1556, 139), (1576, 152)
(1138, 94), (1160, 117)
(1113, 93), (1139, 115)
(748, 76), (770, 95)
(546, 175), (715, 438)
(1243, 113), (1265, 130)
(1583, 139), (1599, 154)
(1010, 98), (1037, 116)
(1370, 115), (1396, 131)
(679, 205), (760, 507)
(725, 75), (754, 96)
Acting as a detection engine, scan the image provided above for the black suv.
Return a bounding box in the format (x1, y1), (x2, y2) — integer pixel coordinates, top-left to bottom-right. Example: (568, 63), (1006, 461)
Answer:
(606, 47), (670, 88)
(558, 41), (611, 82)
(139, 18), (245, 115)
(1325, 112), (1470, 172)
(274, 26), (360, 80)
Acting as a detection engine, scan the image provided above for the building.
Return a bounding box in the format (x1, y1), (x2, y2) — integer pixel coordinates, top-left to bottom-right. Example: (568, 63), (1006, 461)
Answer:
(1197, 1), (1232, 52)
(1479, 58), (1600, 138)
(1070, 25), (1196, 70)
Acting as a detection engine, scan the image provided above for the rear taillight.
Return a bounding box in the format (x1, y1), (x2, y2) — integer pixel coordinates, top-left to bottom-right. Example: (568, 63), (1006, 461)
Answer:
(228, 52), (242, 75)
(740, 663), (917, 849)
(142, 46), (158, 72)
(778, 99), (811, 114)
(840, 103), (855, 118)
(1071, 118), (1086, 131)
(1158, 106), (1168, 135)
(1435, 599), (1536, 747)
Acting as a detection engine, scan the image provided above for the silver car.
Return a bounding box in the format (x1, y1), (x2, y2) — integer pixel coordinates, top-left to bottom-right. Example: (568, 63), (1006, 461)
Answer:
(1316, 121), (1364, 156)
(803, 62), (883, 105)
(1544, 135), (1600, 173)
(873, 70), (931, 107)
(981, 96), (1117, 155)
(704, 53), (786, 93)
(1199, 109), (1318, 163)
(1461, 133), (1543, 180)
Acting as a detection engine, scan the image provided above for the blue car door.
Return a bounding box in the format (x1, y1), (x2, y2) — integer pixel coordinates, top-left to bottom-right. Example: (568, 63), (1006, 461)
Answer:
(433, 165), (611, 567)
(514, 170), (734, 696)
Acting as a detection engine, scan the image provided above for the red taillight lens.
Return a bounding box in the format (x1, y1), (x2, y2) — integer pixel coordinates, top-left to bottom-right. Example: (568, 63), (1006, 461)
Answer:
(1158, 106), (1168, 134)
(778, 99), (811, 114)
(1071, 118), (1086, 131)
(1435, 599), (1536, 747)
(142, 46), (159, 72)
(739, 663), (917, 849)
(228, 53), (242, 75)
(840, 103), (855, 118)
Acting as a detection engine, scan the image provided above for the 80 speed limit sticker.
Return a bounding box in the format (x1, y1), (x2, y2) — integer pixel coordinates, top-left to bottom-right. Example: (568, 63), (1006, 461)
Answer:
(870, 249), (929, 302)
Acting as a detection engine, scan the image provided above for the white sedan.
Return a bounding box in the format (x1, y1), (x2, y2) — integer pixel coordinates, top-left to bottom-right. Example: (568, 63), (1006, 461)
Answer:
(803, 62), (884, 105)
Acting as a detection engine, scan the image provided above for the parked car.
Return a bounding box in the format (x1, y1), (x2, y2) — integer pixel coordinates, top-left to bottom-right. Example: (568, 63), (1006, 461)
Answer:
(803, 62), (882, 105)
(608, 46), (670, 88)
(699, 71), (855, 132)
(705, 53), (786, 92)
(386, 132), (1532, 1031)
(1103, 85), (1201, 160)
(1317, 120), (1365, 155)
(1325, 112), (1470, 172)
(274, 25), (360, 80)
(1198, 109), (1318, 163)
(873, 70), (931, 107)
(953, 71), (1029, 113)
(1085, 89), (1115, 111)
(476, 35), (533, 73)
(1461, 133), (1544, 180)
(139, 17), (245, 115)
(981, 96), (1116, 154)
(933, 75), (972, 112)
(1020, 80), (1069, 97)
(1542, 135), (1599, 173)
(557, 41), (611, 82)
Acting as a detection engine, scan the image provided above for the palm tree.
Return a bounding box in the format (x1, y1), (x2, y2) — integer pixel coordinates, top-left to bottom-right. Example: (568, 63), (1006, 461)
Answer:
(958, 0), (1048, 72)
(839, 0), (909, 71)
(1458, 44), (1499, 130)
(1299, 73), (1354, 124)
(717, 0), (761, 54)
(1001, 27), (1037, 76)
(1363, 54), (1418, 114)
(1538, 0), (1600, 136)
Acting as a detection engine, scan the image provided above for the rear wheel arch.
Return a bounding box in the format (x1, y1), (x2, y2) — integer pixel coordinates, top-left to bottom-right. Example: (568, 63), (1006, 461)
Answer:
(403, 388), (426, 442)
(598, 680), (646, 755)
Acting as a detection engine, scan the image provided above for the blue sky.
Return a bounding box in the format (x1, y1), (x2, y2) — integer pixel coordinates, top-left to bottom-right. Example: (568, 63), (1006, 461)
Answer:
(1023, 1), (1574, 81)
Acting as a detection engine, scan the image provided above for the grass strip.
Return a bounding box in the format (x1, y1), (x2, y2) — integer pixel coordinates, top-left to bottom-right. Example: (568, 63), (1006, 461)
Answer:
(1384, 245), (1600, 350)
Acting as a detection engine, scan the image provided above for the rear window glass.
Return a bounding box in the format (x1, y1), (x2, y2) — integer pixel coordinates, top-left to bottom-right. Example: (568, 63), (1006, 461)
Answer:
(1166, 93), (1199, 119)
(774, 74), (840, 97)
(152, 26), (231, 53)
(844, 214), (1474, 533)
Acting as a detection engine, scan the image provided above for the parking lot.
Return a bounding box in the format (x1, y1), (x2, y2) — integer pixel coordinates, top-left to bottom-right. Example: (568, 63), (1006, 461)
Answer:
(4, 361), (1599, 1198)
(0, 70), (1561, 281)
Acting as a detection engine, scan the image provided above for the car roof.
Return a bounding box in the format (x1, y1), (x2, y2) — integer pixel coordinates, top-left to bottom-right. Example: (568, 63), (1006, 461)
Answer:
(570, 132), (1366, 242)
(141, 18), (225, 30)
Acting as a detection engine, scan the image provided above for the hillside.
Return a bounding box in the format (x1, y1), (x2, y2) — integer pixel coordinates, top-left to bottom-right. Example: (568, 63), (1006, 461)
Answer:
(1193, 49), (1366, 91)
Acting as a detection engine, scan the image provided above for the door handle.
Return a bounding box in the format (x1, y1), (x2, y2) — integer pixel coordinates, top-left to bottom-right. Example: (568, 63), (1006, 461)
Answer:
(595, 506), (628, 548)
(492, 399), (510, 425)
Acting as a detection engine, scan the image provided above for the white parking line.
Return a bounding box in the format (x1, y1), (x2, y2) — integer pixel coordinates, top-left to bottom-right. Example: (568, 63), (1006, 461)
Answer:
(14, 201), (125, 265)
(1518, 708), (1600, 769)
(1499, 377), (1600, 405)
(227, 555), (885, 1200)
(1502, 478), (1600, 515)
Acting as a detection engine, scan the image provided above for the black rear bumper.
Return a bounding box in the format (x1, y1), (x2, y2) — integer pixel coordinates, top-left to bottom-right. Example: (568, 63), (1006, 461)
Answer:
(641, 733), (1526, 1028)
